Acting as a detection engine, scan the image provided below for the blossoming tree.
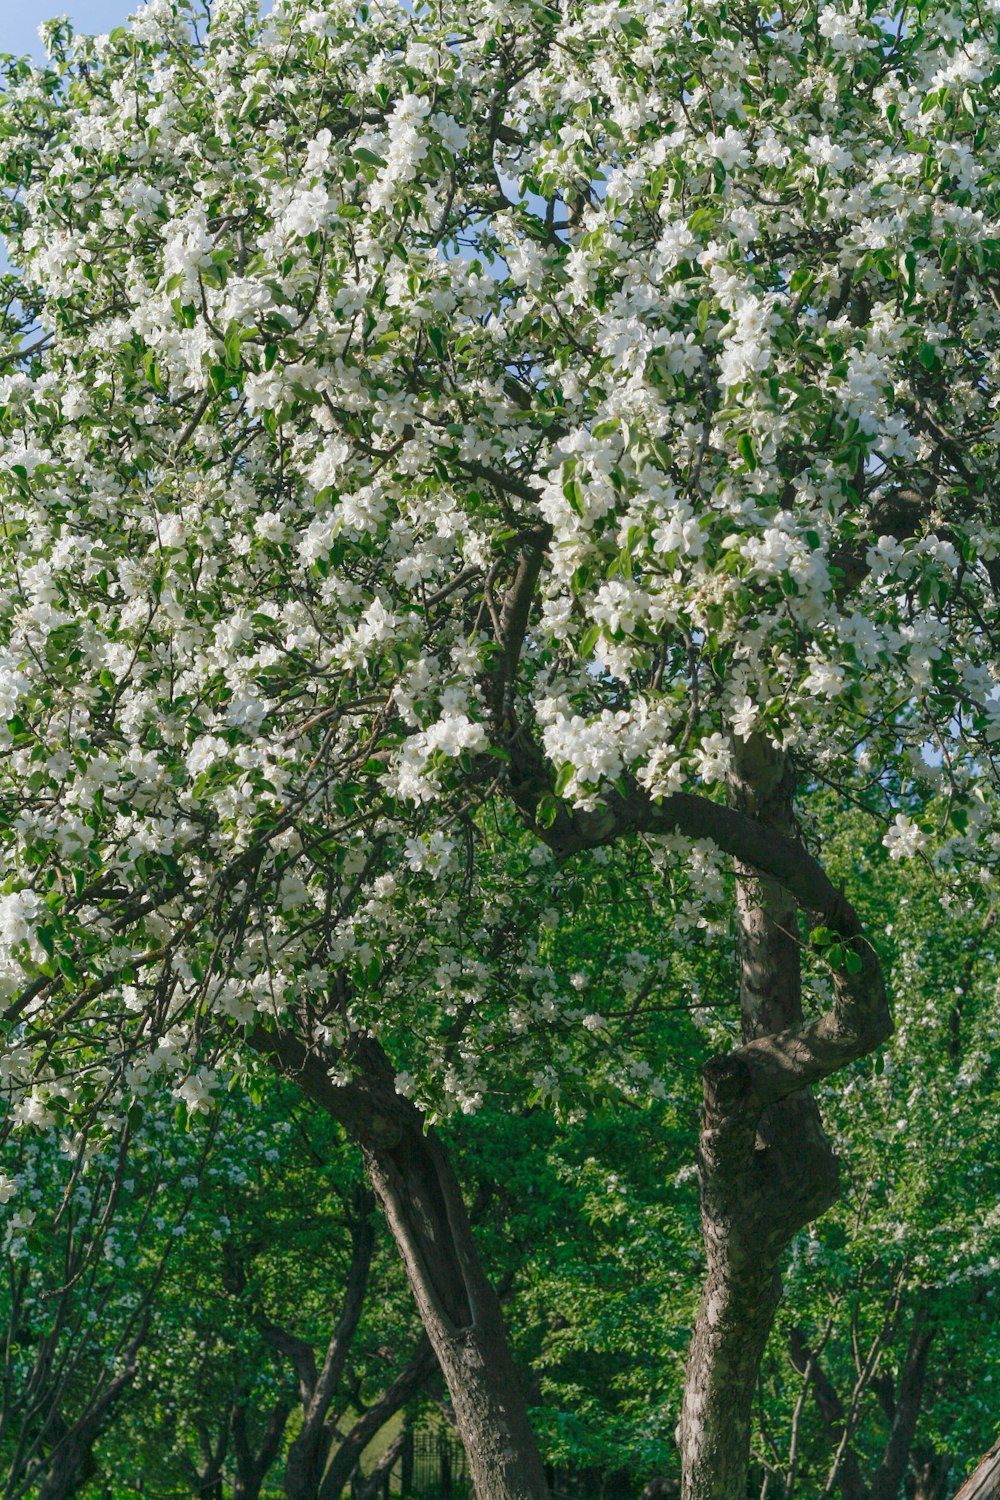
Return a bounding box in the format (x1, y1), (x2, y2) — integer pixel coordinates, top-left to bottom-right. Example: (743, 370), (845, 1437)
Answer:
(1, 0), (999, 1495)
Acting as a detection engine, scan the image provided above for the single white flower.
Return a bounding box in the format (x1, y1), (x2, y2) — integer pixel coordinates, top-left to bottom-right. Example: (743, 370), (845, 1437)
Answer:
(882, 814), (926, 861)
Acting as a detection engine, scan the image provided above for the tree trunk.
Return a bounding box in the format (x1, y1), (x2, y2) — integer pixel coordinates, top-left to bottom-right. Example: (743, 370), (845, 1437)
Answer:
(908, 1443), (952, 1500)
(482, 532), (890, 1500)
(679, 1256), (782, 1499)
(36, 1429), (98, 1500)
(252, 1027), (549, 1500)
(679, 738), (847, 1500)
(952, 1438), (1000, 1500)
(678, 1080), (840, 1500)
(232, 1393), (291, 1500)
(359, 1131), (545, 1500)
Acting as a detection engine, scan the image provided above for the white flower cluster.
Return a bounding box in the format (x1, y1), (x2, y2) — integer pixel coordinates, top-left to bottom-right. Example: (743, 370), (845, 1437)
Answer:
(0, 0), (996, 1140)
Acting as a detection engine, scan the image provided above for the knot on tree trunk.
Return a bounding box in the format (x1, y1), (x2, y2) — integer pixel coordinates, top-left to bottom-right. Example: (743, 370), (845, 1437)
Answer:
(702, 1052), (756, 1124)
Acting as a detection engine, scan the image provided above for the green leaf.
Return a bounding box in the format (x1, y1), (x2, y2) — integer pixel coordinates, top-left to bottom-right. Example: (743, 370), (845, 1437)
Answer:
(579, 623), (601, 657)
(353, 146), (387, 167)
(224, 327), (242, 371)
(536, 794), (559, 829)
(563, 478), (585, 516)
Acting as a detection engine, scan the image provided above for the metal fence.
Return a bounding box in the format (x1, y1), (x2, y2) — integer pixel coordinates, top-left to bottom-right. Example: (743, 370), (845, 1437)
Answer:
(405, 1431), (470, 1500)
(366, 1428), (635, 1500)
(350, 1428), (470, 1500)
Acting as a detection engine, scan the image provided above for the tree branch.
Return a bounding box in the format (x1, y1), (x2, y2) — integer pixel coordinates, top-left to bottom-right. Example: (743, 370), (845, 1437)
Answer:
(870, 1306), (933, 1500)
(788, 1327), (866, 1500)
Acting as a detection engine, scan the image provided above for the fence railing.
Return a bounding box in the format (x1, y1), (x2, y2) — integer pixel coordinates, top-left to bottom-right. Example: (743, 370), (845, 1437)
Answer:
(352, 1428), (470, 1500)
(356, 1428), (636, 1500)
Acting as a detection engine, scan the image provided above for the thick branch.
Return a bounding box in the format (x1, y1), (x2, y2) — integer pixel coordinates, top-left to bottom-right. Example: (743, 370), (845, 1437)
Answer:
(316, 1336), (436, 1500)
(304, 1189), (375, 1432)
(254, 1317), (318, 1406)
(247, 1028), (476, 1336)
(511, 759), (891, 1109)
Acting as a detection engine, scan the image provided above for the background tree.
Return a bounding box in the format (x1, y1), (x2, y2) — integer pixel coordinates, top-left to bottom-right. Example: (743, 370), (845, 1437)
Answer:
(752, 802), (1000, 1500)
(0, 1101), (219, 1500)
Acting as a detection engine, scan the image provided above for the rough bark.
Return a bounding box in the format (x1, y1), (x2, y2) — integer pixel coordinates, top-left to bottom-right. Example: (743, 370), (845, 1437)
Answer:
(951, 1438), (1000, 1500)
(681, 1257), (785, 1500)
(251, 1027), (549, 1500)
(677, 737), (875, 1500)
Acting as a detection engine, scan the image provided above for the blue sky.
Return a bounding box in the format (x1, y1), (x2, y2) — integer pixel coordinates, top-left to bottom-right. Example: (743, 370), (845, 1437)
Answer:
(4, 0), (135, 58)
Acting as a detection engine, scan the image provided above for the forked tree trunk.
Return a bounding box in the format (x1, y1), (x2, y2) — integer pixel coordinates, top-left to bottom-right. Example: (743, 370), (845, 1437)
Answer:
(252, 1027), (549, 1500)
(679, 737), (880, 1500)
(231, 1393), (291, 1500)
(470, 463), (896, 1500)
(316, 1338), (434, 1500)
